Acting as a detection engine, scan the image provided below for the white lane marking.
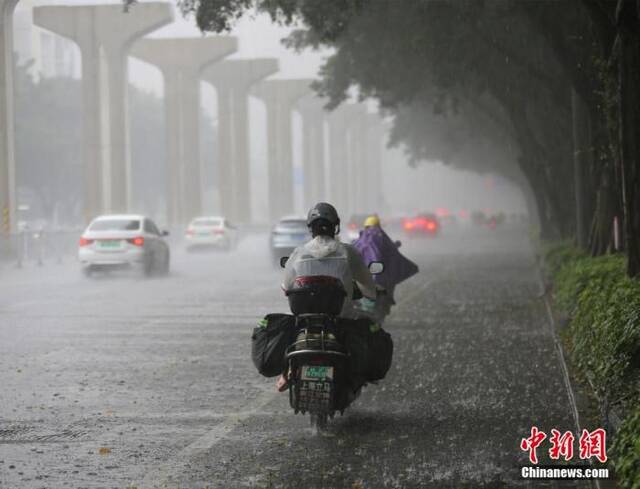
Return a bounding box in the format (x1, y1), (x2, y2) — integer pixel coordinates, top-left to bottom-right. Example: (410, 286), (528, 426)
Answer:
(139, 389), (277, 489)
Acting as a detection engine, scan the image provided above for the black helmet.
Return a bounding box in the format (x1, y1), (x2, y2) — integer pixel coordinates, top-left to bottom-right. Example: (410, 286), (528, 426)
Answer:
(306, 202), (340, 227)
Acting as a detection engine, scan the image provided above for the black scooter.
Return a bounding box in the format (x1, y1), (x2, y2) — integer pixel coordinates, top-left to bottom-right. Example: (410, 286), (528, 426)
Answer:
(279, 258), (384, 430)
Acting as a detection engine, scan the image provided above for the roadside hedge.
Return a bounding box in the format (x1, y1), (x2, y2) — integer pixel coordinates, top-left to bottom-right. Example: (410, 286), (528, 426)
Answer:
(543, 243), (640, 488)
(612, 405), (640, 489)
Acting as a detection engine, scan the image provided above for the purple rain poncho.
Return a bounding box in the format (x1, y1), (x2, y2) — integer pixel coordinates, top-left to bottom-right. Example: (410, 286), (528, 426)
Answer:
(351, 226), (419, 289)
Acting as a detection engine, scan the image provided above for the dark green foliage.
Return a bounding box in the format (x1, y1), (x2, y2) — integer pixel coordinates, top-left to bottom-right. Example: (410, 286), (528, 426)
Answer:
(612, 405), (640, 489)
(543, 240), (587, 281)
(545, 243), (640, 487)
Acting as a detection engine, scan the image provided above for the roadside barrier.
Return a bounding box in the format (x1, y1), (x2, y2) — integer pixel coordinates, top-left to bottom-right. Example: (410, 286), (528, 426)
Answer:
(0, 229), (81, 268)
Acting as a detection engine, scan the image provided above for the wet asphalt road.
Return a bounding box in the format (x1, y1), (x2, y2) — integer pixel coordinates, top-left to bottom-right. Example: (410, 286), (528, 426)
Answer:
(0, 227), (591, 488)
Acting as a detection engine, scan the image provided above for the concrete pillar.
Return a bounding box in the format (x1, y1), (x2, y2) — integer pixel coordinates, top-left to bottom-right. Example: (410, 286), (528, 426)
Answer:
(363, 114), (386, 213)
(131, 37), (237, 226)
(347, 107), (372, 215)
(0, 0), (17, 235)
(202, 59), (278, 223)
(252, 79), (311, 221)
(326, 104), (363, 217)
(297, 94), (327, 210)
(34, 3), (172, 221)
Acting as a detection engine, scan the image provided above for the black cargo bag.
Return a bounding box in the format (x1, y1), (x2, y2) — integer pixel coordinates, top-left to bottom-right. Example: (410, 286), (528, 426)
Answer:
(366, 326), (393, 381)
(341, 318), (394, 383)
(340, 318), (370, 382)
(251, 313), (295, 377)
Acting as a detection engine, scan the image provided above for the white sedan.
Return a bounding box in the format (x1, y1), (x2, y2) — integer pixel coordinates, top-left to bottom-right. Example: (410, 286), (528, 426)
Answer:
(78, 214), (170, 277)
(185, 216), (238, 251)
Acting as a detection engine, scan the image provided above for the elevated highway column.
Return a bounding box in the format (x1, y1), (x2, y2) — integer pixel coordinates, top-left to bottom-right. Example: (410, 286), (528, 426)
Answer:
(326, 104), (363, 217)
(131, 37), (237, 225)
(363, 114), (385, 213)
(297, 94), (327, 210)
(252, 79), (311, 221)
(203, 59), (278, 223)
(0, 0), (18, 235)
(346, 106), (371, 215)
(34, 3), (173, 220)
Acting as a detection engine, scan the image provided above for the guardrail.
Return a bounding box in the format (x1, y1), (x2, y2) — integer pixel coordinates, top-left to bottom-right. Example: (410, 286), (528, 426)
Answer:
(0, 230), (81, 268)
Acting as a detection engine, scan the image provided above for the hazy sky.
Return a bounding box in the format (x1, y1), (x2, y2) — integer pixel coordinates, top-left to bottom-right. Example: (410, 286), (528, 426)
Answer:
(13, 0), (528, 221)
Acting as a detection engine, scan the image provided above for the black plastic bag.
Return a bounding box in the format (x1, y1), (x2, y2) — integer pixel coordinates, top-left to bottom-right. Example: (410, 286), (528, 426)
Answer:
(340, 318), (370, 382)
(251, 313), (295, 377)
(366, 327), (393, 381)
(341, 318), (394, 383)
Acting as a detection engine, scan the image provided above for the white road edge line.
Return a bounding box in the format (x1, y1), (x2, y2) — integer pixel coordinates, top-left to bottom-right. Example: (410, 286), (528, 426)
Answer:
(139, 389), (277, 489)
(536, 266), (602, 489)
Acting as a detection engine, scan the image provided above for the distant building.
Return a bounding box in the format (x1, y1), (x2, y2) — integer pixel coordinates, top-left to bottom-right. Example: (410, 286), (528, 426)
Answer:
(14, 0), (79, 81)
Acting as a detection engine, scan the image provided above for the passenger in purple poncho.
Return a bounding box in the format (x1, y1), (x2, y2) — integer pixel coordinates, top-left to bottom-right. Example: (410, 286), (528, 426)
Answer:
(352, 215), (419, 319)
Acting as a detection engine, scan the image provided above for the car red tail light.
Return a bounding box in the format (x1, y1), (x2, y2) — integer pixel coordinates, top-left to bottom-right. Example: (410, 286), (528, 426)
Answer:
(426, 220), (437, 231)
(212, 229), (225, 235)
(128, 236), (144, 246)
(186, 229), (194, 236)
(348, 223), (357, 230)
(416, 218), (428, 228)
(79, 237), (93, 247)
(403, 220), (414, 230)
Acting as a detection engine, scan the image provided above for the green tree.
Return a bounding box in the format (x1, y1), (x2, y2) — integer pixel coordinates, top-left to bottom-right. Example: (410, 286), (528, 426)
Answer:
(175, 0), (640, 275)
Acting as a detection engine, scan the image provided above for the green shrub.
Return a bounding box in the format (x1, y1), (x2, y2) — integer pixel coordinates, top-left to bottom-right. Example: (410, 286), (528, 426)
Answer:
(544, 245), (640, 487)
(543, 240), (587, 280)
(612, 405), (640, 489)
(565, 255), (639, 411)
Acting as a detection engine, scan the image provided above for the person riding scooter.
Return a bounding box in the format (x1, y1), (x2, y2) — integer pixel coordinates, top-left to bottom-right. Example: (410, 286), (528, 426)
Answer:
(352, 214), (419, 321)
(282, 202), (378, 315)
(277, 202), (379, 391)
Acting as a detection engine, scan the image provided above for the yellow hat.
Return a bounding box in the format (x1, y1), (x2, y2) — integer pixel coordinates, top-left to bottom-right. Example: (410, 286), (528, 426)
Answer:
(364, 215), (381, 227)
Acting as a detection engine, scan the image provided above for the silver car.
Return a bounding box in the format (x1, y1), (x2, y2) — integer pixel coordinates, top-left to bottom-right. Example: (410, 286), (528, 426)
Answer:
(78, 214), (170, 277)
(270, 216), (310, 262)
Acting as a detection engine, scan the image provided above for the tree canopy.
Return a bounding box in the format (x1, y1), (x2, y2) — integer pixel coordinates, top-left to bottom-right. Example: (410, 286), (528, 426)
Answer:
(176, 0), (640, 276)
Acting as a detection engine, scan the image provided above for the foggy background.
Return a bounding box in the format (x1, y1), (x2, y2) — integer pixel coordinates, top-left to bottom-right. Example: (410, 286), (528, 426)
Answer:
(11, 0), (527, 228)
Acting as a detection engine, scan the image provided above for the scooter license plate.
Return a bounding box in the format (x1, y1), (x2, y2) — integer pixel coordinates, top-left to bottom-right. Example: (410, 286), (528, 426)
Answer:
(301, 365), (333, 381)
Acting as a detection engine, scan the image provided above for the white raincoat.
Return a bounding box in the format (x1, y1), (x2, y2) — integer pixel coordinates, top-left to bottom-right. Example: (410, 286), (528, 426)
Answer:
(282, 235), (377, 315)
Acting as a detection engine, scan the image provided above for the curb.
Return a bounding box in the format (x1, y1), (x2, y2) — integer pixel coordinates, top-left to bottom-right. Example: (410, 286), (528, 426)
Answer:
(536, 258), (613, 489)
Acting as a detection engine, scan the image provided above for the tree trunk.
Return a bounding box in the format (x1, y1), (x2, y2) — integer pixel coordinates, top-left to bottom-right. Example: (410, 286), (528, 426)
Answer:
(572, 89), (590, 249)
(518, 155), (560, 240)
(588, 164), (616, 255)
(616, 0), (640, 276)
